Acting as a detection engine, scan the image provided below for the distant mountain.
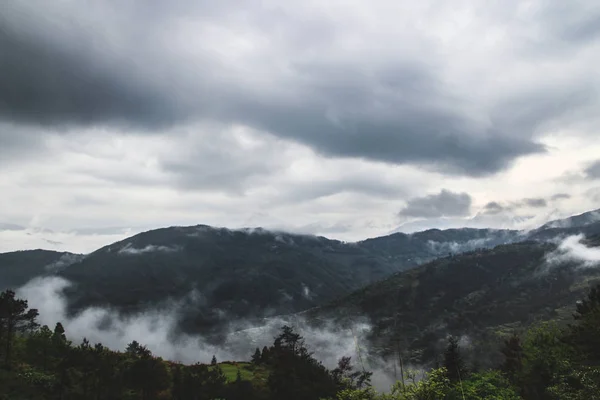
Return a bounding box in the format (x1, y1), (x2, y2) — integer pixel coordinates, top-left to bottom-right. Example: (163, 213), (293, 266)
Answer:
(0, 250), (82, 291)
(359, 228), (524, 266)
(537, 208), (600, 230)
(41, 225), (529, 334)
(0, 222), (25, 231)
(2, 209), (600, 337)
(307, 235), (600, 365)
(57, 226), (398, 333)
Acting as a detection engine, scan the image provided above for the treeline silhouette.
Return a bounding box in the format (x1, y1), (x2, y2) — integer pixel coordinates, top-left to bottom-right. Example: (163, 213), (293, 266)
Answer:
(2, 284), (600, 399)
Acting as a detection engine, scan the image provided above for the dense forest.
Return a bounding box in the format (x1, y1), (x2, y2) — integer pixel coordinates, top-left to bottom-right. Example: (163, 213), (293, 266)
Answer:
(2, 283), (600, 399)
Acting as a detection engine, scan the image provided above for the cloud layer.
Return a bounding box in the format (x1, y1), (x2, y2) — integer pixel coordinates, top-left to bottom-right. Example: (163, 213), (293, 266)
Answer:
(0, 1), (553, 175)
(545, 234), (600, 268)
(2, 0), (600, 248)
(398, 190), (472, 219)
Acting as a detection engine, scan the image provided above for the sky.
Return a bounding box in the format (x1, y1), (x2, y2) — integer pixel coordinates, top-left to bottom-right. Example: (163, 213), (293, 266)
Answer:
(1, 0), (600, 253)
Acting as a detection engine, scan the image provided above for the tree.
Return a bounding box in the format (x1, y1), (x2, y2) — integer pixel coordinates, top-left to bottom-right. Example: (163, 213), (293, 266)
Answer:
(443, 336), (468, 384)
(447, 371), (520, 400)
(124, 343), (171, 400)
(52, 322), (67, 343)
(332, 356), (372, 391)
(261, 346), (270, 364)
(267, 325), (339, 400)
(251, 347), (262, 364)
(51, 322), (74, 399)
(0, 289), (39, 368)
(211, 354), (217, 366)
(25, 325), (53, 371)
(547, 366), (600, 400)
(521, 322), (571, 399)
(501, 333), (524, 384)
(390, 367), (452, 399)
(180, 362), (227, 400)
(569, 284), (600, 366)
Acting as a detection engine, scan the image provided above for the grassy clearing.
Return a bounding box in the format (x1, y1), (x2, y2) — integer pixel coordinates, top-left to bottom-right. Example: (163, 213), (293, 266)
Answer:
(213, 362), (269, 384)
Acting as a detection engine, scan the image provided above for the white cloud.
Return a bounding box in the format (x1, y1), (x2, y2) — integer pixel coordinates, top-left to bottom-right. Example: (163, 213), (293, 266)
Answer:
(546, 234), (600, 268)
(1, 0), (600, 252)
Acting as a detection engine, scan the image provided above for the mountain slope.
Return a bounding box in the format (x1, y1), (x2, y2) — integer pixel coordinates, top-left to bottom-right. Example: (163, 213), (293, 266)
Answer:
(307, 235), (600, 364)
(359, 228), (523, 265)
(58, 226), (397, 332)
(3, 210), (600, 337)
(538, 208), (600, 230)
(0, 250), (81, 291)
(54, 225), (529, 334)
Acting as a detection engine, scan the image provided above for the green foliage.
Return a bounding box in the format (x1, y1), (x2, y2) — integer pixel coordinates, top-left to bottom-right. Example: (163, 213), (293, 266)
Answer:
(4, 265), (600, 400)
(501, 334), (524, 383)
(267, 325), (339, 400)
(391, 367), (452, 400)
(443, 336), (468, 384)
(569, 284), (600, 365)
(0, 289), (39, 368)
(447, 371), (520, 400)
(311, 238), (593, 367)
(520, 322), (572, 398)
(547, 367), (600, 400)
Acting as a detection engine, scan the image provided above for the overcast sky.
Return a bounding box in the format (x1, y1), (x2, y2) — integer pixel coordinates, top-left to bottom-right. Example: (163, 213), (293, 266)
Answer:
(2, 0), (600, 253)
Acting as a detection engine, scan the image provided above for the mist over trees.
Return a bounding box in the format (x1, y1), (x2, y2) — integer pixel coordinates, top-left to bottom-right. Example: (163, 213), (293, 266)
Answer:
(1, 283), (600, 399)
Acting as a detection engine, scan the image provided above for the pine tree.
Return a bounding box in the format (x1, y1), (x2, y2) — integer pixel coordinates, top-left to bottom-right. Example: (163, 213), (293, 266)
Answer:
(443, 336), (468, 383)
(0, 289), (39, 368)
(52, 322), (67, 344)
(261, 346), (270, 364)
(211, 354), (217, 365)
(267, 326), (338, 400)
(501, 333), (524, 383)
(25, 324), (53, 371)
(251, 347), (262, 364)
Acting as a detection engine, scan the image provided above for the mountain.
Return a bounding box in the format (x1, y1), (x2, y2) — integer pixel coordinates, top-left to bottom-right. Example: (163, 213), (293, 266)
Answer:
(306, 235), (600, 365)
(56, 225), (525, 332)
(2, 210), (600, 337)
(2, 225), (525, 335)
(58, 226), (398, 333)
(537, 208), (600, 230)
(359, 227), (524, 266)
(0, 250), (82, 291)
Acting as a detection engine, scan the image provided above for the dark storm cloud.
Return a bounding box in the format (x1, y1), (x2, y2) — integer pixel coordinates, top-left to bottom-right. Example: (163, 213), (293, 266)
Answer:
(483, 201), (505, 215)
(521, 198), (548, 208)
(273, 178), (405, 204)
(0, 123), (49, 164)
(584, 160), (600, 180)
(398, 189), (472, 219)
(0, 1), (546, 176)
(0, 11), (186, 129)
(481, 197), (549, 215)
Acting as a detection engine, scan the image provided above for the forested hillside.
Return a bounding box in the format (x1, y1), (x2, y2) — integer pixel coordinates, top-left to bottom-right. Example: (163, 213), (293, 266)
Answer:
(2, 285), (600, 399)
(1, 211), (599, 338)
(308, 235), (600, 369)
(0, 225), (527, 335)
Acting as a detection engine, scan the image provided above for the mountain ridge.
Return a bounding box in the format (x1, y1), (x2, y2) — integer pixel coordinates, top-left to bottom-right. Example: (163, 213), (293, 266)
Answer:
(1, 208), (599, 337)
